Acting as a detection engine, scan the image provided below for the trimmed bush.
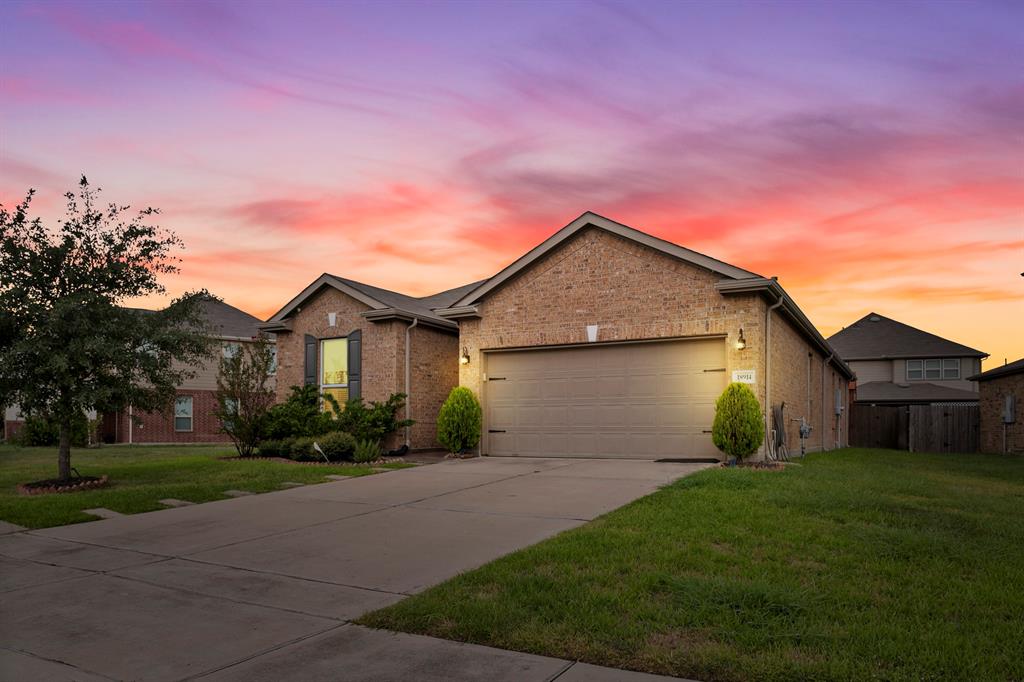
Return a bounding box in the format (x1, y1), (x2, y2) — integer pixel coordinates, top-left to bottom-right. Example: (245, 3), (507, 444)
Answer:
(353, 439), (382, 464)
(317, 431), (357, 462)
(333, 393), (413, 443)
(288, 436), (318, 462)
(711, 382), (765, 461)
(256, 439), (285, 457)
(437, 387), (482, 455)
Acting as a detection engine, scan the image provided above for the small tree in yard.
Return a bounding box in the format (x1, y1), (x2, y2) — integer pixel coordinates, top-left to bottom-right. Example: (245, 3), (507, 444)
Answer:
(712, 382), (765, 461)
(0, 178), (214, 481)
(214, 335), (276, 457)
(436, 387), (482, 455)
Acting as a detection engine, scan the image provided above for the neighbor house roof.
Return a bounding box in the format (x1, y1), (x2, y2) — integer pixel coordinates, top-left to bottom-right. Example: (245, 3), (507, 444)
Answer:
(968, 358), (1024, 382)
(855, 381), (980, 404)
(262, 274), (481, 332)
(128, 297), (265, 340)
(828, 313), (987, 361)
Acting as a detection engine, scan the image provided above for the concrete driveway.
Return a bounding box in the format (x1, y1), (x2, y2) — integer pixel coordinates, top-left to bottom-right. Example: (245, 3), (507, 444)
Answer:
(0, 457), (709, 681)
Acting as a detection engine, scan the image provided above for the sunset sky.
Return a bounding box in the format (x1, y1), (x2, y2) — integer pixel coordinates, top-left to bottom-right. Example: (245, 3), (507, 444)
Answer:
(2, 0), (1021, 368)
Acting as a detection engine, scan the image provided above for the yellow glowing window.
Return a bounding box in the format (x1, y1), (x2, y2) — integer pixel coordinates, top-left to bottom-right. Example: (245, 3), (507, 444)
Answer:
(320, 338), (348, 411)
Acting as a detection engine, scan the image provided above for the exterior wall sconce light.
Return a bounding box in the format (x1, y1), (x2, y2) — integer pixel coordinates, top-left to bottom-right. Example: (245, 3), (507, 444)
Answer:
(459, 347), (471, 365)
(735, 328), (746, 350)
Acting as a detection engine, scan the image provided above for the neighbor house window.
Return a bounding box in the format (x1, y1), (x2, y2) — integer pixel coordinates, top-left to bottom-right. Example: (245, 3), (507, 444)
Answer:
(174, 396), (193, 432)
(268, 346), (278, 374)
(320, 338), (348, 410)
(907, 359), (956, 381)
(222, 398), (238, 430)
(223, 342), (241, 359)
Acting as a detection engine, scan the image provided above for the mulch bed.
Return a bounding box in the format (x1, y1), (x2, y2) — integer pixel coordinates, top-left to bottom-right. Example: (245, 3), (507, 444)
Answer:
(720, 461), (788, 470)
(219, 455), (407, 467)
(18, 475), (110, 496)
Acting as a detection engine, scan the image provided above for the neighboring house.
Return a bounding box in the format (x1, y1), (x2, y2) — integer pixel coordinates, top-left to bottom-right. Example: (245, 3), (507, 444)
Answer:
(828, 313), (987, 406)
(4, 297), (271, 444)
(100, 298), (274, 444)
(968, 358), (1024, 454)
(265, 211), (854, 459)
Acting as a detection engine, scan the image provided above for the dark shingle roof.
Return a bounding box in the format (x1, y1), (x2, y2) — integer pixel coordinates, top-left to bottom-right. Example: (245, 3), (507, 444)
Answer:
(828, 313), (987, 361)
(328, 275), (483, 326)
(855, 381), (979, 404)
(968, 358), (1024, 382)
(130, 298), (264, 339)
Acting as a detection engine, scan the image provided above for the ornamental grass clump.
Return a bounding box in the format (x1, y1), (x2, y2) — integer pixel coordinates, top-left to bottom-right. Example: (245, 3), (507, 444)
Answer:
(711, 382), (765, 461)
(437, 387), (482, 455)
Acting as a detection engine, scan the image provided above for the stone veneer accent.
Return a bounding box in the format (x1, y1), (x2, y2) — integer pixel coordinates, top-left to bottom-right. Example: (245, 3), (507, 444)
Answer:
(977, 372), (1024, 454)
(274, 286), (458, 450)
(455, 227), (848, 457)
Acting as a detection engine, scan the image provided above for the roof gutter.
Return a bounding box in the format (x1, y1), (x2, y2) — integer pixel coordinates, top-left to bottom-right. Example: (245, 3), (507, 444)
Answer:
(716, 277), (855, 380)
(361, 308), (458, 333)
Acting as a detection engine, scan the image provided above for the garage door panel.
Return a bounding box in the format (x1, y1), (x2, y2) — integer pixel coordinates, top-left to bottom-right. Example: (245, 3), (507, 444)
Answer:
(485, 339), (728, 459)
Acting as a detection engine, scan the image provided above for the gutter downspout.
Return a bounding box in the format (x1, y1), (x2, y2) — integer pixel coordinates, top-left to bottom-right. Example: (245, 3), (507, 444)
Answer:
(128, 405), (133, 445)
(404, 317), (418, 448)
(765, 290), (785, 459)
(822, 353), (834, 452)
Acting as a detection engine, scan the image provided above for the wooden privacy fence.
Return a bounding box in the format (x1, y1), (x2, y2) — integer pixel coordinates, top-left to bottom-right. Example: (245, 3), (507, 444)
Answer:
(850, 404), (979, 453)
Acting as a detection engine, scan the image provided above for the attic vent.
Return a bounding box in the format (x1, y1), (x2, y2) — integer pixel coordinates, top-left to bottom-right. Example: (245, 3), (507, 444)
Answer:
(869, 315), (881, 322)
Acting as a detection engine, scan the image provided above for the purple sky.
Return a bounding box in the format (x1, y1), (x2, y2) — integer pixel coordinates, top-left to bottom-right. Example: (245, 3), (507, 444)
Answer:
(1, 0), (1022, 365)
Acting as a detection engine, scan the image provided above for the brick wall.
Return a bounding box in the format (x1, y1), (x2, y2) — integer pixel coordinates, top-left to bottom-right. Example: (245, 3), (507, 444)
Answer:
(456, 227), (846, 458)
(117, 390), (230, 443)
(273, 286), (457, 450)
(978, 373), (1024, 454)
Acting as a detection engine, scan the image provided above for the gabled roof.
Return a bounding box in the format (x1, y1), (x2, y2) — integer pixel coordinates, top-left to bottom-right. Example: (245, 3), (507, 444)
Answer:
(827, 313), (987, 361)
(263, 274), (476, 332)
(447, 211), (762, 309)
(968, 358), (1024, 382)
(129, 297), (265, 340)
(855, 381), (979, 404)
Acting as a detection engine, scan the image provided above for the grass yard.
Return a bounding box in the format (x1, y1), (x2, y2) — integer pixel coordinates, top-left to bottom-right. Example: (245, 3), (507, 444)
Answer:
(0, 444), (412, 529)
(360, 449), (1024, 682)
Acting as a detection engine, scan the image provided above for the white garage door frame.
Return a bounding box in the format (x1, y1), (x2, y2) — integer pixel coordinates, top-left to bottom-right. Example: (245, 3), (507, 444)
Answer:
(481, 335), (729, 459)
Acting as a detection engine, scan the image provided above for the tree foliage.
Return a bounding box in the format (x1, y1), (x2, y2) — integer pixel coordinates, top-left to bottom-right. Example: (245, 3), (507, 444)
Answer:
(436, 386), (482, 454)
(0, 178), (215, 479)
(214, 335), (276, 457)
(711, 382), (765, 460)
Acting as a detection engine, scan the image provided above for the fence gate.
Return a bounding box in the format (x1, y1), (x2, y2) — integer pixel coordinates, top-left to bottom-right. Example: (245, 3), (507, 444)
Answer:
(850, 404), (979, 453)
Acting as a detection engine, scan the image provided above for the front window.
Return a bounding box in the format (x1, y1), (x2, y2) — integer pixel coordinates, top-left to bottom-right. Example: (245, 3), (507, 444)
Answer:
(320, 338), (349, 410)
(174, 396), (193, 432)
(907, 358), (959, 381)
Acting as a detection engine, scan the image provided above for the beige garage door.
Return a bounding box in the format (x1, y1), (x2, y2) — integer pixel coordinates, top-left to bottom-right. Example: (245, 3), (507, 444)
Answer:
(484, 338), (727, 459)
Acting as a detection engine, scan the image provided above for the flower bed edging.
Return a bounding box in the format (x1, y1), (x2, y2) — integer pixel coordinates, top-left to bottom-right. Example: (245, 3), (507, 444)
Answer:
(18, 475), (110, 496)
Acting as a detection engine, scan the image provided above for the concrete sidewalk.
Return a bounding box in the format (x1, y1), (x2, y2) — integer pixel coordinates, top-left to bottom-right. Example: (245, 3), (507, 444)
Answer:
(0, 457), (708, 681)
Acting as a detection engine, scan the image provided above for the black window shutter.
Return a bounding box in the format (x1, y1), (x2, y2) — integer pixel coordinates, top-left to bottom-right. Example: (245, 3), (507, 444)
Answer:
(304, 334), (317, 386)
(347, 329), (362, 400)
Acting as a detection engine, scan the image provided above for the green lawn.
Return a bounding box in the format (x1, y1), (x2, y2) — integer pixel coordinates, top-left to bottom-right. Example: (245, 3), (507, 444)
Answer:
(360, 449), (1024, 682)
(0, 444), (412, 529)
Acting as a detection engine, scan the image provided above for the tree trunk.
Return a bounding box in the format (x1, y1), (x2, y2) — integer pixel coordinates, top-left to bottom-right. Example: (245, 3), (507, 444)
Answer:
(58, 420), (72, 481)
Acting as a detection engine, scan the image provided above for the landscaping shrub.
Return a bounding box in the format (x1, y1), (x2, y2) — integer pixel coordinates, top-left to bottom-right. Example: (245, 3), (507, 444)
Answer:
(262, 385), (335, 440)
(437, 387), (482, 454)
(353, 438), (382, 464)
(13, 412), (91, 448)
(316, 431), (357, 462)
(288, 436), (318, 462)
(333, 393), (414, 443)
(712, 382), (765, 461)
(256, 439), (285, 458)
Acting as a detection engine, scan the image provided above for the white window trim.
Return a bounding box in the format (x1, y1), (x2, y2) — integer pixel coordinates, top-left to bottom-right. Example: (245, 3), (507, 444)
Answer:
(942, 358), (960, 380)
(907, 358), (961, 382)
(174, 395), (194, 433)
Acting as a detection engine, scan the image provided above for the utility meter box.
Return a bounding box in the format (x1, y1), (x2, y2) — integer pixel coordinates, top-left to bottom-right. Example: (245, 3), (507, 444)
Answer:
(1004, 394), (1017, 424)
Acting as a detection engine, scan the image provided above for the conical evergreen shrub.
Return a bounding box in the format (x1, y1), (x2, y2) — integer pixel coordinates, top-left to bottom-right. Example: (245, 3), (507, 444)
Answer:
(711, 382), (765, 460)
(437, 387), (482, 454)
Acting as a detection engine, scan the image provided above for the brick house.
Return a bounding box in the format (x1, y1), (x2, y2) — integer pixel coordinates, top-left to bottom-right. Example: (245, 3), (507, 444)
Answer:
(265, 211), (853, 459)
(968, 359), (1024, 454)
(828, 313), (986, 406)
(100, 298), (273, 444)
(4, 298), (272, 444)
